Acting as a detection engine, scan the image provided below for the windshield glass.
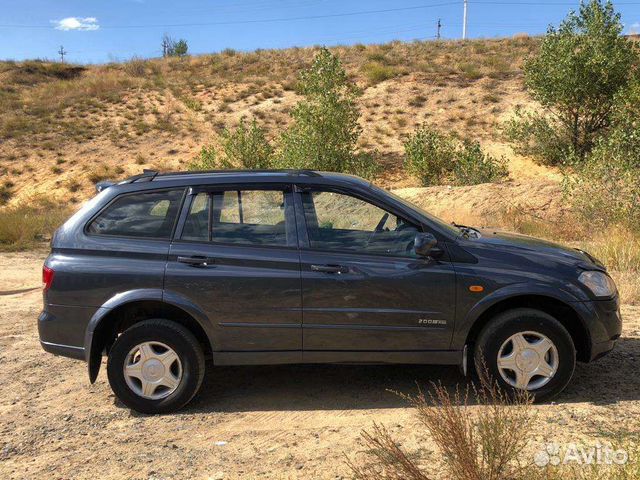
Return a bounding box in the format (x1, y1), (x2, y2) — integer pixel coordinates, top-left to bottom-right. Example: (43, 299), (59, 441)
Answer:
(369, 184), (461, 236)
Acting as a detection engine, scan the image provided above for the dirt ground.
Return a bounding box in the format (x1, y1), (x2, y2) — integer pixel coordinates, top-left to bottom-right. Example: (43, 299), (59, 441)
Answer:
(1, 251), (639, 480)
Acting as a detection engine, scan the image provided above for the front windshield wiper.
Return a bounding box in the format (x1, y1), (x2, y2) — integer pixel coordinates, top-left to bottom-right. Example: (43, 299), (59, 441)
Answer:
(451, 222), (481, 238)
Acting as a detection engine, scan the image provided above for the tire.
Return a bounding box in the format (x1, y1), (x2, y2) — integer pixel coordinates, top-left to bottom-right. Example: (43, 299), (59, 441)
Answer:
(473, 308), (576, 402)
(107, 319), (205, 414)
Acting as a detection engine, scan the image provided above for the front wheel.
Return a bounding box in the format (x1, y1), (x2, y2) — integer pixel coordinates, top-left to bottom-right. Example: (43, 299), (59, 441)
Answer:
(107, 319), (205, 414)
(474, 308), (576, 402)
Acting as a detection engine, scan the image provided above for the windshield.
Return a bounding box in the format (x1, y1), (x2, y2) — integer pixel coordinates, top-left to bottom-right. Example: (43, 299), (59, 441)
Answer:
(369, 184), (461, 237)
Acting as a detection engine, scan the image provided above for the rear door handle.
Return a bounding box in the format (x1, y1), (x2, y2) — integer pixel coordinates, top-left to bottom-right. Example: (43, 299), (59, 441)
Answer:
(177, 256), (214, 267)
(310, 264), (349, 274)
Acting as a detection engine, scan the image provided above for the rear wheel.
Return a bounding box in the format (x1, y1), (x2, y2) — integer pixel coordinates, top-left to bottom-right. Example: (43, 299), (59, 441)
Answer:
(107, 319), (205, 414)
(473, 308), (576, 402)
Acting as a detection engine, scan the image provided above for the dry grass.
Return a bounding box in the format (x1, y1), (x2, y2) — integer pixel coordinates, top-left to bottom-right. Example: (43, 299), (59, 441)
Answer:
(0, 201), (71, 251)
(348, 378), (535, 480)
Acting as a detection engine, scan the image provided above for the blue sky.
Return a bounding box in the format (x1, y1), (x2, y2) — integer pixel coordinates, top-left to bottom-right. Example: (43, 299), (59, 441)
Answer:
(1, 0), (639, 64)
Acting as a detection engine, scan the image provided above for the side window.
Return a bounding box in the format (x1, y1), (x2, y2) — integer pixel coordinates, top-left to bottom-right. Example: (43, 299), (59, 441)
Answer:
(181, 189), (289, 246)
(182, 192), (209, 241)
(87, 189), (183, 238)
(301, 191), (419, 257)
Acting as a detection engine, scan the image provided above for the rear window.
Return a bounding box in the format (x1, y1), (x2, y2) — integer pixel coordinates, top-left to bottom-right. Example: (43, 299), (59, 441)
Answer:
(87, 189), (184, 239)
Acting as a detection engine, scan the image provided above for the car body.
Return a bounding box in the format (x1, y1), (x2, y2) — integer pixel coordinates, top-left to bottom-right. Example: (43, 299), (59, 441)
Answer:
(39, 169), (622, 412)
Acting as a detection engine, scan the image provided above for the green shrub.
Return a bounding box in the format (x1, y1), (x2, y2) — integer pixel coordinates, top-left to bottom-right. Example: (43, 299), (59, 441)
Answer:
(404, 125), (507, 186)
(508, 0), (638, 165)
(279, 47), (378, 178)
(452, 140), (508, 185)
(221, 118), (274, 169)
(404, 126), (456, 185)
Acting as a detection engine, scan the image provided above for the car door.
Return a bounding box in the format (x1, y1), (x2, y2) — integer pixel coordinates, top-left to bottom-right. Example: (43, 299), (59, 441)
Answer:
(164, 185), (302, 361)
(296, 187), (456, 358)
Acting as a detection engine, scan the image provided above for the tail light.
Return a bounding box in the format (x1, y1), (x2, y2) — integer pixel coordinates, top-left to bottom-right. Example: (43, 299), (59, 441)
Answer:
(43, 265), (55, 292)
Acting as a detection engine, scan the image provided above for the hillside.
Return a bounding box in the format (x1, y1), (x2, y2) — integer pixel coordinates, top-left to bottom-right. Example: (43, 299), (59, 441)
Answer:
(0, 36), (555, 210)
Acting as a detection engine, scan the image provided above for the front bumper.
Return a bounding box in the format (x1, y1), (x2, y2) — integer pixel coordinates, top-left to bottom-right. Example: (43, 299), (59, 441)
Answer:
(575, 296), (622, 362)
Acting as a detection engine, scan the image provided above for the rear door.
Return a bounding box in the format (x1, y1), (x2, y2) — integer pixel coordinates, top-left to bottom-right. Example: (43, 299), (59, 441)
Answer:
(164, 185), (302, 358)
(296, 187), (456, 356)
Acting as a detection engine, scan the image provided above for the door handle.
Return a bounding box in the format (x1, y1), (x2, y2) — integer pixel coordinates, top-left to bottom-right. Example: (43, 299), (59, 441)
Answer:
(310, 264), (349, 274)
(177, 256), (213, 267)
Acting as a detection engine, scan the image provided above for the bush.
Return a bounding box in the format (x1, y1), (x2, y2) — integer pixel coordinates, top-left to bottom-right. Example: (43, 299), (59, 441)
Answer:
(404, 126), (456, 185)
(404, 125), (507, 186)
(279, 47), (378, 178)
(221, 118), (274, 169)
(452, 140), (509, 186)
(507, 0), (638, 165)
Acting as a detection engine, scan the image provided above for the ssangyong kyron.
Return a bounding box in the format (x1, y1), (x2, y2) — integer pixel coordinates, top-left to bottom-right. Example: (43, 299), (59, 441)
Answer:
(39, 170), (622, 413)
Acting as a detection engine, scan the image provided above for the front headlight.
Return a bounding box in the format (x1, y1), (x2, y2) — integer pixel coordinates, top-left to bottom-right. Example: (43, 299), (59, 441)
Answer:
(578, 270), (617, 298)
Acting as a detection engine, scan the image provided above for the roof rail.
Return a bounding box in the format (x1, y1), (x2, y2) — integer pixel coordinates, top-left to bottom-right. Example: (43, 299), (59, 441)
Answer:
(156, 168), (322, 177)
(124, 169), (159, 183)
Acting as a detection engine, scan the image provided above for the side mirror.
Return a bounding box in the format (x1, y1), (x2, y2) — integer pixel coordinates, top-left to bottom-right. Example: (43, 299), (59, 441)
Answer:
(414, 232), (439, 257)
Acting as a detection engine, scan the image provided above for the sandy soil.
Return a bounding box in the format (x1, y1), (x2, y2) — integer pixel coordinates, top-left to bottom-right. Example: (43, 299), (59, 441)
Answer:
(1, 252), (639, 480)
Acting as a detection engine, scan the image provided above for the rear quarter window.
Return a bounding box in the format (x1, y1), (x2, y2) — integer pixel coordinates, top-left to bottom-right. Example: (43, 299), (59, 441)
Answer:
(87, 189), (184, 239)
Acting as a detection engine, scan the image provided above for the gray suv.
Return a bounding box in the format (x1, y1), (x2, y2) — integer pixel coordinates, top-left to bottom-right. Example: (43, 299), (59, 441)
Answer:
(39, 169), (622, 413)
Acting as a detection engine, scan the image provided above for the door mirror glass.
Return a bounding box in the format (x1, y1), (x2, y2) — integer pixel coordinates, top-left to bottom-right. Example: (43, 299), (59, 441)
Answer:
(414, 232), (438, 257)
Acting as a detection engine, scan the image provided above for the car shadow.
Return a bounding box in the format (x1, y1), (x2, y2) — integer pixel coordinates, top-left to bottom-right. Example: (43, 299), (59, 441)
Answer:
(183, 336), (640, 414)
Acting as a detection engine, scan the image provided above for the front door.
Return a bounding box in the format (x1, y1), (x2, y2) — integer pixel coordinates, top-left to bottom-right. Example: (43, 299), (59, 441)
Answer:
(164, 186), (302, 359)
(297, 188), (456, 357)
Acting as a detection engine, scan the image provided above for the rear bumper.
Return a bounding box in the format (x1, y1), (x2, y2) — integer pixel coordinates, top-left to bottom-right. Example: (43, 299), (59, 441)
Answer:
(40, 339), (85, 360)
(38, 307), (92, 361)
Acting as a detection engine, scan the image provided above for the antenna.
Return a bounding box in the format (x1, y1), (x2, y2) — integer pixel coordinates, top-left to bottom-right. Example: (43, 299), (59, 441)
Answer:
(437, 18), (442, 40)
(58, 45), (67, 63)
(462, 0), (468, 40)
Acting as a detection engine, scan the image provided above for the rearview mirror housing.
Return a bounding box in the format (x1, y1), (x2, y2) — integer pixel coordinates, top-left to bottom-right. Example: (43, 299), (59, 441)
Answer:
(414, 232), (439, 257)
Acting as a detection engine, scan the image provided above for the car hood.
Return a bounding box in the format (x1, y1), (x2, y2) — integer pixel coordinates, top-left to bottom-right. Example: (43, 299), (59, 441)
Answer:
(469, 229), (604, 269)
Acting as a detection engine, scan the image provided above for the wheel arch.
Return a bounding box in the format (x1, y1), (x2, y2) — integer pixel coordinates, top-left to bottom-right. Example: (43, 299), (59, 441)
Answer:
(85, 292), (213, 383)
(463, 294), (592, 363)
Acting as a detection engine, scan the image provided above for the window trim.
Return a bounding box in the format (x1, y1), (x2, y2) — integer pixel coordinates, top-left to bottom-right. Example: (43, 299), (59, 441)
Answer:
(294, 185), (424, 259)
(174, 184), (297, 249)
(84, 187), (187, 241)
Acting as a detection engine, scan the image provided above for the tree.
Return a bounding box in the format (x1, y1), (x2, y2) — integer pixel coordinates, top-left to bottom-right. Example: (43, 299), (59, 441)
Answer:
(507, 0), (638, 164)
(278, 47), (377, 177)
(172, 39), (188, 57)
(568, 79), (640, 229)
(162, 34), (189, 57)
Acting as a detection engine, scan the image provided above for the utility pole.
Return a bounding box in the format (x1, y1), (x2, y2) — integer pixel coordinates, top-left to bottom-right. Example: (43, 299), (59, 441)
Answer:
(58, 45), (67, 63)
(462, 0), (468, 40)
(161, 37), (168, 57)
(437, 18), (442, 40)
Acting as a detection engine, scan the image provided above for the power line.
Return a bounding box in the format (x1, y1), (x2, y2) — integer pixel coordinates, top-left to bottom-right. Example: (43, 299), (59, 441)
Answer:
(0, 2), (460, 29)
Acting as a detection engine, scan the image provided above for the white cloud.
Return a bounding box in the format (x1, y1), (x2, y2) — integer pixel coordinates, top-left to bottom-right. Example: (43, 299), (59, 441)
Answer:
(52, 17), (99, 31)
(630, 22), (640, 34)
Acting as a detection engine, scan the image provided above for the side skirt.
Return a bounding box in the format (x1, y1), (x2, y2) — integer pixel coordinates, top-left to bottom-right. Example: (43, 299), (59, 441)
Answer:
(212, 350), (462, 366)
